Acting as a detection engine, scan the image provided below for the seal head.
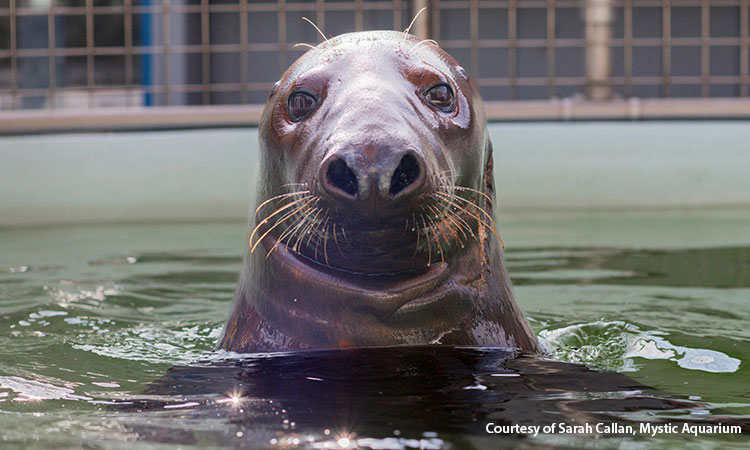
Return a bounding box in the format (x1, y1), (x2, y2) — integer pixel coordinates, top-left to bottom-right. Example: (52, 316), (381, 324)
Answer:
(218, 31), (538, 352)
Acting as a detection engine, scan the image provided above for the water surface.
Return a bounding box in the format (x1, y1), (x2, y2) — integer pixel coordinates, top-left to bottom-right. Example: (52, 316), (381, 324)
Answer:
(0, 209), (748, 448)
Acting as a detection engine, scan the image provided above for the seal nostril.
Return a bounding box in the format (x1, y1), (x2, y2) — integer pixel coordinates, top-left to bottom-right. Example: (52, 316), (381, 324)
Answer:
(326, 158), (359, 197)
(389, 154), (421, 197)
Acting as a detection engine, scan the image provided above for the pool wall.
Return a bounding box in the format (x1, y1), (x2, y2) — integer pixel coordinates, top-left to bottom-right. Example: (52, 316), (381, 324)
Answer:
(1, 122), (749, 226)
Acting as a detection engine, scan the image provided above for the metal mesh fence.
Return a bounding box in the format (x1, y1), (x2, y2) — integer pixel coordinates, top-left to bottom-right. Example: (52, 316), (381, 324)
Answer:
(0, 0), (748, 111)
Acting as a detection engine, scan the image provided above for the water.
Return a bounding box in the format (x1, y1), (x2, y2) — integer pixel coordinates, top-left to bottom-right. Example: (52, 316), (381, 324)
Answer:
(1, 209), (749, 448)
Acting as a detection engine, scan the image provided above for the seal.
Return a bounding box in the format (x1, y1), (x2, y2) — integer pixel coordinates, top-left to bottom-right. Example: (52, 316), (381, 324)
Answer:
(218, 30), (538, 352)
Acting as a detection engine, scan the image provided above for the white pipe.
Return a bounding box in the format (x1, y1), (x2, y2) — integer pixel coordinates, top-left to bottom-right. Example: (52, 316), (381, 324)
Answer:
(585, 0), (614, 100)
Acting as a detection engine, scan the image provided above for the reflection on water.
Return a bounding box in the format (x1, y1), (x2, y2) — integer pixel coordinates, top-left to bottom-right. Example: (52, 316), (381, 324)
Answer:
(0, 220), (748, 447)
(111, 346), (726, 448)
(509, 246), (750, 288)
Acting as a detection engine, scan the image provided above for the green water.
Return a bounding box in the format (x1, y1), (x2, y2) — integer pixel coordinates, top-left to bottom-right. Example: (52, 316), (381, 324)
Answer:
(0, 209), (748, 448)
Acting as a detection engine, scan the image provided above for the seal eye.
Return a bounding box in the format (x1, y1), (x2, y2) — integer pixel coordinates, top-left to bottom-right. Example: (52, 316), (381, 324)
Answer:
(287, 91), (318, 122)
(424, 83), (455, 112)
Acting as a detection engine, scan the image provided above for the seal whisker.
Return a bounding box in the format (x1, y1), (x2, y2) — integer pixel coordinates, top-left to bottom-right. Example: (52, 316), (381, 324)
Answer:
(419, 207), (446, 265)
(418, 213), (432, 266)
(311, 222), (322, 261)
(254, 190), (310, 217)
(273, 192), (313, 210)
(427, 214), (446, 264)
(433, 169), (454, 183)
(276, 203), (315, 246)
(299, 205), (325, 250)
(249, 195), (312, 246)
(340, 225), (349, 245)
(251, 198), (315, 254)
(411, 213), (420, 259)
(443, 207), (476, 241)
(301, 17), (332, 46)
(313, 214), (330, 262)
(255, 192), (311, 222)
(332, 223), (345, 257)
(429, 193), (477, 237)
(285, 201), (320, 252)
(306, 208), (327, 250)
(426, 204), (463, 249)
(439, 192), (498, 235)
(278, 182), (309, 190)
(294, 206), (323, 252)
(436, 204), (470, 248)
(293, 43), (317, 50)
(451, 185), (494, 207)
(323, 222), (330, 266)
(436, 192), (505, 249)
(431, 211), (452, 259)
(407, 39), (440, 56)
(398, 7), (428, 47)
(435, 171), (457, 198)
(250, 197), (309, 247)
(268, 202), (319, 259)
(430, 191), (476, 239)
(438, 195), (494, 236)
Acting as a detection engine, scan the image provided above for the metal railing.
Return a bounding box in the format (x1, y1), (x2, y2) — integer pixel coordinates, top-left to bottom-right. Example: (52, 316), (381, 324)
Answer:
(0, 0), (412, 109)
(0, 1), (749, 126)
(432, 0), (749, 100)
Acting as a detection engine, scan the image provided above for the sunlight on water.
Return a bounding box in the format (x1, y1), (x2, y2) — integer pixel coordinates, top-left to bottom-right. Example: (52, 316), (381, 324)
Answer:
(72, 324), (223, 365)
(0, 376), (91, 402)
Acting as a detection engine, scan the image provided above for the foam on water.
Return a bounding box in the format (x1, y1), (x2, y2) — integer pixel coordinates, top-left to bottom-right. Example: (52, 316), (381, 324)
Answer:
(539, 320), (741, 373)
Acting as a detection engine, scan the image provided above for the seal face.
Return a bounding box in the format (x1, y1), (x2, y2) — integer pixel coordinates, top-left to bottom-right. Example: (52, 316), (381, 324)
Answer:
(218, 31), (538, 352)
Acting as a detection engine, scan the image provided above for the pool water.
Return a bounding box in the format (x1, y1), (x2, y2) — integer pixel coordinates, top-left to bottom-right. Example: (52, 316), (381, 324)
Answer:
(0, 209), (749, 448)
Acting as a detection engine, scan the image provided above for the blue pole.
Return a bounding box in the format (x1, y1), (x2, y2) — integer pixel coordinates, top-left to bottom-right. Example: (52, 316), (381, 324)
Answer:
(141, 0), (153, 106)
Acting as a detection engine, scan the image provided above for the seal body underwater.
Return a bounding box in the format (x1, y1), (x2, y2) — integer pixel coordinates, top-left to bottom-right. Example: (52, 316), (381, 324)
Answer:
(218, 30), (538, 352)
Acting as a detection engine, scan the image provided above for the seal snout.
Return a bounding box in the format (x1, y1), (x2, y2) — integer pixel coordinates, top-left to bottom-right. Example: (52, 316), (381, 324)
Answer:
(320, 148), (428, 208)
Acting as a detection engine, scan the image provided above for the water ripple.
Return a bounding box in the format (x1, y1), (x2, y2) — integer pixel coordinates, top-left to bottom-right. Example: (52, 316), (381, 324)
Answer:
(539, 320), (741, 373)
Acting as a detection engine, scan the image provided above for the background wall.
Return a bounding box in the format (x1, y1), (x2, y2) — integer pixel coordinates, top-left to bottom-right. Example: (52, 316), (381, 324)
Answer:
(1, 121), (749, 226)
